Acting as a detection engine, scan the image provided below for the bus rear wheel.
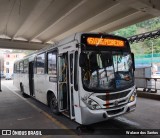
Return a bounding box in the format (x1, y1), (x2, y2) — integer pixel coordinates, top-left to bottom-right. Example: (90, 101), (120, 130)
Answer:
(49, 94), (60, 115)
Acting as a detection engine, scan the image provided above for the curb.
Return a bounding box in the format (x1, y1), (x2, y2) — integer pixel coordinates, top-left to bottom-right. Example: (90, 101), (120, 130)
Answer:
(137, 91), (160, 101)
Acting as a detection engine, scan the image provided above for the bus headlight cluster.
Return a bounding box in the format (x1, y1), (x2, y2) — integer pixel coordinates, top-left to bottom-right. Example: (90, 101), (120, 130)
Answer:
(82, 96), (101, 110)
(129, 89), (137, 103)
(87, 99), (101, 110)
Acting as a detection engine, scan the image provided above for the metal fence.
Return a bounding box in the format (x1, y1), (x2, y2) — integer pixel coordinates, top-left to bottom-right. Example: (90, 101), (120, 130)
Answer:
(135, 77), (160, 93)
(135, 53), (160, 65)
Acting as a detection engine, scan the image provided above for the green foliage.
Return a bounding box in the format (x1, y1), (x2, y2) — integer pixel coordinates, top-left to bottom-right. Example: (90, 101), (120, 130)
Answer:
(136, 17), (160, 30)
(112, 16), (160, 54)
(113, 25), (137, 37)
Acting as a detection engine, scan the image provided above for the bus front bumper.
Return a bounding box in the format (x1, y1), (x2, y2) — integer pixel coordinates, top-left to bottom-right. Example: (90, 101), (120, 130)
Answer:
(81, 100), (136, 125)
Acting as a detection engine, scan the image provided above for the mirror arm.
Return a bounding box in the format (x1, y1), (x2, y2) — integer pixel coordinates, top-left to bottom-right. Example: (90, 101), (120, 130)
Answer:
(131, 53), (135, 71)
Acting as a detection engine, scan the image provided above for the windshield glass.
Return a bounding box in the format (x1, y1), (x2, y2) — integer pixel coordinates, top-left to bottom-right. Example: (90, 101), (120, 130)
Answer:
(81, 51), (134, 91)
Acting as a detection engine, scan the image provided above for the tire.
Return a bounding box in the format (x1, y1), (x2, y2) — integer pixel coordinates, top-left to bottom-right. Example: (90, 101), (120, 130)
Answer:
(49, 93), (60, 115)
(20, 83), (24, 93)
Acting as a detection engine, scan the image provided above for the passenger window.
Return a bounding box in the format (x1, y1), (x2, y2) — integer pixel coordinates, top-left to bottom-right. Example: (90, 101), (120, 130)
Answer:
(17, 63), (20, 73)
(20, 62), (24, 73)
(59, 54), (68, 82)
(70, 54), (73, 84)
(14, 64), (17, 73)
(74, 51), (78, 91)
(24, 59), (28, 73)
(47, 52), (57, 76)
(36, 53), (45, 74)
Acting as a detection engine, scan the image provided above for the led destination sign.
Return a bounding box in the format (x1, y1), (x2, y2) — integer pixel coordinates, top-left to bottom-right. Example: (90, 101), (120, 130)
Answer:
(87, 37), (125, 47)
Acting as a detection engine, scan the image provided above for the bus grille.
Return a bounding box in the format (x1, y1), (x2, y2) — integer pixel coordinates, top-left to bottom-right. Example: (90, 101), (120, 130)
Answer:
(103, 100), (126, 108)
(97, 90), (130, 101)
(107, 108), (124, 115)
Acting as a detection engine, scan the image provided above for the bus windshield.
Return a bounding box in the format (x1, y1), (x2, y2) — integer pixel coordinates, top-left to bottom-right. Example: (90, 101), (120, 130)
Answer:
(81, 51), (134, 91)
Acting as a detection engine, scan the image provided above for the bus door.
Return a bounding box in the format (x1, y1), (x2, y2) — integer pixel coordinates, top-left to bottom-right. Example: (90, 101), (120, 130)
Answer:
(29, 61), (34, 96)
(68, 52), (75, 119)
(58, 52), (75, 119)
(58, 53), (70, 115)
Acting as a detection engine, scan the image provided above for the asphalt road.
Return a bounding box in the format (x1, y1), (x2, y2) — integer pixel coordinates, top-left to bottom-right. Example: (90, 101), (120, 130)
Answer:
(0, 80), (160, 138)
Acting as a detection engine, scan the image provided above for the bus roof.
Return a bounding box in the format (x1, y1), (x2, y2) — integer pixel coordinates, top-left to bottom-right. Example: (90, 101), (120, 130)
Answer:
(14, 32), (128, 63)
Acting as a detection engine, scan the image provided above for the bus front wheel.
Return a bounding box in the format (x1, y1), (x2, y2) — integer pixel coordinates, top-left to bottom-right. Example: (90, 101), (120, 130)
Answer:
(20, 83), (29, 98)
(49, 94), (60, 115)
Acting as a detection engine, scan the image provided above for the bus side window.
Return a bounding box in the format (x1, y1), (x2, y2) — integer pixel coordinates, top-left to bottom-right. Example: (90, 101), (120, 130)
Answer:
(47, 51), (57, 81)
(20, 61), (24, 73)
(24, 59), (28, 74)
(70, 54), (73, 84)
(14, 64), (17, 73)
(59, 54), (67, 82)
(17, 62), (20, 73)
(36, 53), (45, 74)
(74, 51), (78, 91)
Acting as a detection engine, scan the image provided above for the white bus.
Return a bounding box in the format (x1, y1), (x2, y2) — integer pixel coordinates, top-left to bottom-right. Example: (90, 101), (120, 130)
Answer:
(13, 33), (136, 125)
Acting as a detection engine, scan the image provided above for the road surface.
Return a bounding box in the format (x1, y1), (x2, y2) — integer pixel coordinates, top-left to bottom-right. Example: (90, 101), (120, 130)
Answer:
(0, 80), (160, 137)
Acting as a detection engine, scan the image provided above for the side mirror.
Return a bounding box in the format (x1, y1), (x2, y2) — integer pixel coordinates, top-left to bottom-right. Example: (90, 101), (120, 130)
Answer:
(131, 53), (135, 71)
(79, 53), (88, 67)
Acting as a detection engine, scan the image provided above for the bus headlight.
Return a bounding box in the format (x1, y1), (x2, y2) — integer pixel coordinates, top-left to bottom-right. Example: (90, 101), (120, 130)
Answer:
(82, 98), (101, 110)
(87, 99), (101, 110)
(129, 89), (137, 103)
